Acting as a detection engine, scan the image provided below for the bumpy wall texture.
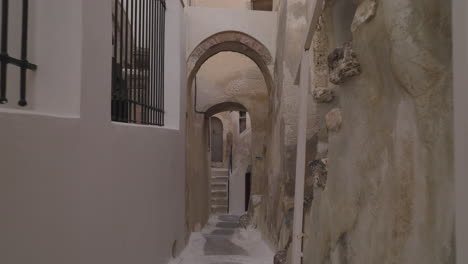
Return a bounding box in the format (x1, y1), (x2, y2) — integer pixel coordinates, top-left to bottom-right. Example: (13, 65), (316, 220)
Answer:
(257, 0), (454, 263)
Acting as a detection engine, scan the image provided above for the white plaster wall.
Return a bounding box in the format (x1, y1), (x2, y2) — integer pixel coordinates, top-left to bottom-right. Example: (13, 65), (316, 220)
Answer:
(230, 112), (252, 215)
(165, 1), (186, 129)
(185, 7), (277, 58)
(191, 0), (251, 9)
(0, 1), (187, 264)
(454, 0), (468, 262)
(0, 0), (82, 116)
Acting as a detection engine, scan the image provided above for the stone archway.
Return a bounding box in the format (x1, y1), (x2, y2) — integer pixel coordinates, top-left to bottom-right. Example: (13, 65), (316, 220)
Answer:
(185, 31), (272, 231)
(205, 102), (248, 117)
(187, 31), (274, 93)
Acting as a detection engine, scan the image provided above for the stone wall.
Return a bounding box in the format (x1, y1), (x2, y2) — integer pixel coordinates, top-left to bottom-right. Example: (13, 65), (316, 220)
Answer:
(257, 0), (454, 263)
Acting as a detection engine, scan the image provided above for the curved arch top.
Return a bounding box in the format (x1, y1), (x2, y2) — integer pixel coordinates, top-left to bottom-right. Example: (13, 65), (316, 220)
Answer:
(187, 31), (274, 93)
(204, 102), (248, 117)
(188, 31), (272, 68)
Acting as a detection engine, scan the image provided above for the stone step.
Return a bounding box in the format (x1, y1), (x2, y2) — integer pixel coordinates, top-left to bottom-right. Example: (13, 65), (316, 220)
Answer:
(211, 186), (227, 192)
(211, 169), (229, 177)
(211, 182), (227, 186)
(211, 204), (228, 208)
(211, 198), (228, 206)
(210, 179), (228, 187)
(211, 168), (229, 172)
(211, 177), (229, 183)
(211, 207), (228, 214)
(211, 190), (227, 198)
(211, 183), (228, 191)
(211, 205), (228, 214)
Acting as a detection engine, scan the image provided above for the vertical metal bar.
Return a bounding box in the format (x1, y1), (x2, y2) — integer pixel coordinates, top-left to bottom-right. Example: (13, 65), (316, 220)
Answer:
(132, 0), (137, 122)
(124, 0), (129, 122)
(154, 0), (158, 125)
(143, 0), (148, 124)
(156, 0), (161, 125)
(114, 0), (118, 59)
(138, 0), (143, 123)
(148, 0), (152, 124)
(160, 1), (165, 126)
(158, 0), (163, 125)
(146, 0), (151, 124)
(111, 0), (118, 120)
(146, 0), (151, 125)
(128, 0), (133, 122)
(159, 0), (163, 125)
(150, 0), (155, 125)
(138, 0), (144, 123)
(0, 0), (9, 104)
(140, 0), (146, 124)
(118, 0), (124, 121)
(18, 0), (29, 106)
(153, 0), (158, 125)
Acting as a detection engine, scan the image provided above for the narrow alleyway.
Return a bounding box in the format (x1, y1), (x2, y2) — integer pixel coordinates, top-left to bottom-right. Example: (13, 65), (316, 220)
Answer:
(170, 215), (273, 264)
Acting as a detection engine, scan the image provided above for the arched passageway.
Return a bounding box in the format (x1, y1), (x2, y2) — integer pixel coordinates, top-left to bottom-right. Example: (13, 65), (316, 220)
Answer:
(185, 31), (273, 232)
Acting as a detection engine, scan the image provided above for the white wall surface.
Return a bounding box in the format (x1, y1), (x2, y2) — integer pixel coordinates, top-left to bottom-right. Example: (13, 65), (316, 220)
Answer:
(229, 113), (252, 215)
(0, 0), (82, 116)
(0, 1), (186, 264)
(185, 7), (277, 58)
(454, 0), (468, 262)
(165, 0), (186, 129)
(191, 0), (251, 9)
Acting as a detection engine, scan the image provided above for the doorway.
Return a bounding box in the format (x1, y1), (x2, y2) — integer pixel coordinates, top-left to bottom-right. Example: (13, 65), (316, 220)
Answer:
(211, 117), (223, 163)
(245, 172), (252, 211)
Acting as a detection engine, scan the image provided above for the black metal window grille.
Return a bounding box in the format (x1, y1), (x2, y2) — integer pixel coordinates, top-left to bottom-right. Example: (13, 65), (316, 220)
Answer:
(0, 0), (37, 106)
(112, 0), (166, 126)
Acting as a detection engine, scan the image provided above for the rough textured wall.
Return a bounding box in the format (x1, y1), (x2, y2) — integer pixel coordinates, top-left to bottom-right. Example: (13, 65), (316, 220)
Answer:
(257, 1), (454, 264)
(185, 83), (211, 234)
(257, 0), (313, 251)
(304, 0), (453, 263)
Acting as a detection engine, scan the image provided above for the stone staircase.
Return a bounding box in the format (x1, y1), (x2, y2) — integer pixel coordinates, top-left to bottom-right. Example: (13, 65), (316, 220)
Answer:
(210, 168), (229, 214)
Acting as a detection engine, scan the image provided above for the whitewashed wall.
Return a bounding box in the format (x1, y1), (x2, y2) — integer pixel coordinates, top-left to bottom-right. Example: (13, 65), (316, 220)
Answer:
(185, 7), (277, 58)
(0, 0), (82, 116)
(0, 1), (187, 264)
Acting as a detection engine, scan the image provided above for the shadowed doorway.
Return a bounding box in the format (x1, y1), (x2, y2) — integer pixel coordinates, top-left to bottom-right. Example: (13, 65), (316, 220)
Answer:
(211, 117), (224, 163)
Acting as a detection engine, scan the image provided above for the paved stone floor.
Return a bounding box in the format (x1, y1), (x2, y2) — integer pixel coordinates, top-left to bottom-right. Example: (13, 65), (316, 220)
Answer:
(169, 215), (273, 264)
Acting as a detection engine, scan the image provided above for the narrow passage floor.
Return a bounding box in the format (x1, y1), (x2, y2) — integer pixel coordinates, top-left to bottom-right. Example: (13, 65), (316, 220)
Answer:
(170, 215), (273, 264)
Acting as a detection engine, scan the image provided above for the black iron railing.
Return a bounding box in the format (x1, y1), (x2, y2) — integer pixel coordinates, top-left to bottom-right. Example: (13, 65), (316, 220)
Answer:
(0, 0), (37, 106)
(112, 0), (165, 126)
